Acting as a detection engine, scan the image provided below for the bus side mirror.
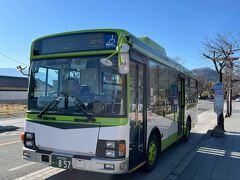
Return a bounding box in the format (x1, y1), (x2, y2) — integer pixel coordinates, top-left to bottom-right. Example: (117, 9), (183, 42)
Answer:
(118, 44), (130, 74)
(17, 65), (30, 76)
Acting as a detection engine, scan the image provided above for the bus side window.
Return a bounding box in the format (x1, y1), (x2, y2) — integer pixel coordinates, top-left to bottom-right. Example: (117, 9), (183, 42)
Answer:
(149, 60), (178, 121)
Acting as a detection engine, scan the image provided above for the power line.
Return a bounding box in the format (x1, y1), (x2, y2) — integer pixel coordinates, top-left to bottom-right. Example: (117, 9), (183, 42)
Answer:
(0, 52), (27, 66)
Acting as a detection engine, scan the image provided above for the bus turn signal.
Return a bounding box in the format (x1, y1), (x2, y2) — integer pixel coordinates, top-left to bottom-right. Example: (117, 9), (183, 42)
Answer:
(20, 132), (25, 143)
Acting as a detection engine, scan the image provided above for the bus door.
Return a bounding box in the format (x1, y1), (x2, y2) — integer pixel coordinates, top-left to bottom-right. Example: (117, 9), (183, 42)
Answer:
(178, 78), (185, 135)
(129, 60), (146, 170)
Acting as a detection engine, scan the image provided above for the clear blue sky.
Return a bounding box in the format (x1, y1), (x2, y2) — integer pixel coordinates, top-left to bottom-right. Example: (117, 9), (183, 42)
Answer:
(0, 0), (240, 70)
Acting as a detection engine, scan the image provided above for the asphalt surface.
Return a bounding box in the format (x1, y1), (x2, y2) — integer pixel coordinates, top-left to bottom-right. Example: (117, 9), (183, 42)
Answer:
(0, 128), (47, 180)
(197, 99), (214, 113)
(0, 100), (213, 180)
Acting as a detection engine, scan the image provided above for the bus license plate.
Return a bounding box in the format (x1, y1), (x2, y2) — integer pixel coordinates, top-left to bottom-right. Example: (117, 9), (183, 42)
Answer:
(51, 155), (72, 169)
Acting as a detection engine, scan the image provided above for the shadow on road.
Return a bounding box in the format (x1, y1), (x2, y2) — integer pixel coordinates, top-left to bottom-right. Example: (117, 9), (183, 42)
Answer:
(178, 131), (240, 179)
(46, 169), (127, 180)
(0, 125), (19, 132)
(45, 132), (207, 180)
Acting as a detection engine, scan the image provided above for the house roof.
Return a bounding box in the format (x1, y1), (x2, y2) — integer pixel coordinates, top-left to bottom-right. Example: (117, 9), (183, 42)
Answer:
(0, 76), (28, 91)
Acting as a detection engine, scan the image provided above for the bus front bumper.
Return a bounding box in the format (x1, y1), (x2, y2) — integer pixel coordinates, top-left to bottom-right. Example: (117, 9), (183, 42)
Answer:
(23, 147), (129, 174)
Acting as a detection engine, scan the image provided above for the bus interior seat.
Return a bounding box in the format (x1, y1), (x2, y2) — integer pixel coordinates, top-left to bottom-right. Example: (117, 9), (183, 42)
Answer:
(80, 68), (98, 94)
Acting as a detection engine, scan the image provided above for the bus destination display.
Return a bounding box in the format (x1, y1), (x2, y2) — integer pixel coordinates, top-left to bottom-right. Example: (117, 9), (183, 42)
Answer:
(33, 32), (118, 55)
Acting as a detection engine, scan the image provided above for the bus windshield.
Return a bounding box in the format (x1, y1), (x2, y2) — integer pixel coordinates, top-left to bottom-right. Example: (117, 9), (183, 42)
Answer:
(28, 55), (127, 117)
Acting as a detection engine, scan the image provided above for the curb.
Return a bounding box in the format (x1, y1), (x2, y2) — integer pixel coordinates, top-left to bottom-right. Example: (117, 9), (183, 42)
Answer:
(165, 120), (215, 180)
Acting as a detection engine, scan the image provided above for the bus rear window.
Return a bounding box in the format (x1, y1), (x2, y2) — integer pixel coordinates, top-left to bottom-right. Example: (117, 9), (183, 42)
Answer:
(33, 32), (118, 55)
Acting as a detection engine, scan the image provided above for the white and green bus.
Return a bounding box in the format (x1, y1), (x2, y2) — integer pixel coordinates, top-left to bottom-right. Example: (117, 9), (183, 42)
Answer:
(22, 29), (198, 174)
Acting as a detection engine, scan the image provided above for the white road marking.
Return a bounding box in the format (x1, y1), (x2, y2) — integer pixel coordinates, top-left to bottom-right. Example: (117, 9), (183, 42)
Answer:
(11, 132), (18, 136)
(0, 132), (8, 136)
(10, 132), (20, 136)
(8, 162), (36, 171)
(0, 140), (21, 147)
(15, 166), (65, 180)
(0, 131), (20, 136)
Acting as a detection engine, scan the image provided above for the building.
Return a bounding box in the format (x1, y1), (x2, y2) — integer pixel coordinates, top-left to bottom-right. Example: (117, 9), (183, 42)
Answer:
(0, 76), (28, 103)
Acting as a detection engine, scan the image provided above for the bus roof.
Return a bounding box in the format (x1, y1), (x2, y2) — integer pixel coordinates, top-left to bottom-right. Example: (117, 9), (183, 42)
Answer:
(139, 37), (166, 56)
(31, 28), (197, 80)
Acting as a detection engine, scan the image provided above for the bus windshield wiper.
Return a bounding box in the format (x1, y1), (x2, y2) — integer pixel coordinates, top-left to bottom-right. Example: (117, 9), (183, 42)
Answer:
(73, 97), (96, 122)
(37, 96), (62, 118)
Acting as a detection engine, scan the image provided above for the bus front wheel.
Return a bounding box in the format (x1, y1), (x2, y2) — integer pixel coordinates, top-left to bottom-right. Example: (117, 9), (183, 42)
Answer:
(145, 134), (160, 171)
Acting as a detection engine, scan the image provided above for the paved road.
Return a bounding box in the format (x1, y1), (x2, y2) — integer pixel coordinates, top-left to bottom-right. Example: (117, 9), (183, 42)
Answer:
(0, 117), (24, 129)
(177, 102), (240, 180)
(0, 100), (214, 180)
(198, 99), (214, 114)
(0, 128), (47, 180)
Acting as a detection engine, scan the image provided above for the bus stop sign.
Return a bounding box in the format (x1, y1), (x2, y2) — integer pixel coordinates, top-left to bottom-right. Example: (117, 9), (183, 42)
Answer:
(214, 82), (224, 116)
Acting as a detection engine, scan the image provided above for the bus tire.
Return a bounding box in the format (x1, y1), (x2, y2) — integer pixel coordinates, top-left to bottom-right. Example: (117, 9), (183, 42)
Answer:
(145, 134), (160, 171)
(184, 120), (191, 141)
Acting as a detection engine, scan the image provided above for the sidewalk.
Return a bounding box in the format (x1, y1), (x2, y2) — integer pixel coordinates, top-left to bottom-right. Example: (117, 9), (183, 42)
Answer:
(178, 102), (240, 180)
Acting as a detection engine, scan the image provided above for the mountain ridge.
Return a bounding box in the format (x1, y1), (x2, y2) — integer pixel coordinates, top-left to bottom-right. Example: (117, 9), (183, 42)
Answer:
(192, 67), (218, 82)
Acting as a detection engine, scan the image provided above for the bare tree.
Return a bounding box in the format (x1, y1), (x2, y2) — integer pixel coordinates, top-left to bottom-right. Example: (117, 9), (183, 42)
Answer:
(197, 77), (208, 97)
(232, 61), (240, 98)
(201, 32), (240, 130)
(223, 61), (234, 117)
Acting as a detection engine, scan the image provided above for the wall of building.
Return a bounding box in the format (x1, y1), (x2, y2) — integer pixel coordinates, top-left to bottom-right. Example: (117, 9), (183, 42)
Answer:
(0, 91), (28, 101)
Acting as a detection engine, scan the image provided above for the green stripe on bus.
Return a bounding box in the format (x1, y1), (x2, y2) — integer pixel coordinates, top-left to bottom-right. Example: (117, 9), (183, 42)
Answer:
(25, 113), (128, 126)
(30, 50), (116, 60)
(161, 132), (181, 151)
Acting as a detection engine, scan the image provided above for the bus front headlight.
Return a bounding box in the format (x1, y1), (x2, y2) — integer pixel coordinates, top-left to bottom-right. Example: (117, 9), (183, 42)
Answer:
(106, 149), (115, 157)
(106, 141), (116, 149)
(24, 132), (36, 150)
(25, 141), (34, 147)
(25, 133), (34, 139)
(96, 140), (126, 159)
